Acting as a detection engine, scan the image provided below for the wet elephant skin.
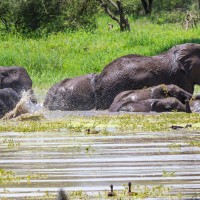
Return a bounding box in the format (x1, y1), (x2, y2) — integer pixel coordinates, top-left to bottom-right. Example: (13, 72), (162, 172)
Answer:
(44, 74), (97, 111)
(95, 43), (200, 109)
(0, 66), (32, 95)
(109, 84), (192, 112)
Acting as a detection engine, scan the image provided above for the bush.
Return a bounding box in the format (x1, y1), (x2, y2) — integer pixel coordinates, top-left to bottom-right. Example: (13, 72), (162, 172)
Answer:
(0, 0), (98, 34)
(153, 0), (192, 12)
(123, 0), (142, 16)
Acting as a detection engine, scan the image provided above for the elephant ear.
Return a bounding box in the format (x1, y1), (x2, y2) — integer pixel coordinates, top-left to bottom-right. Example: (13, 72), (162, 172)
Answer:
(174, 43), (200, 75)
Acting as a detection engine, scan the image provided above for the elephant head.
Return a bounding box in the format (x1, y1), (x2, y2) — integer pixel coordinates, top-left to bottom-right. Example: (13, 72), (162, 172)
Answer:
(0, 66), (32, 94)
(174, 43), (200, 85)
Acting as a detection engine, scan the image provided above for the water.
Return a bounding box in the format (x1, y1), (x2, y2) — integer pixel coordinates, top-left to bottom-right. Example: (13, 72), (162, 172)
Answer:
(0, 130), (200, 199)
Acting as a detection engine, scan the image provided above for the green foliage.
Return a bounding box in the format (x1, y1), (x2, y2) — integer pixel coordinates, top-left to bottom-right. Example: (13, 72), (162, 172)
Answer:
(153, 0), (192, 12)
(0, 0), (98, 33)
(0, 0), (17, 31)
(150, 11), (186, 24)
(122, 0), (142, 15)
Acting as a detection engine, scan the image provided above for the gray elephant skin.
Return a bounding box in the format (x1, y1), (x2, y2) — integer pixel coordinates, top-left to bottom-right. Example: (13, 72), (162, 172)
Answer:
(44, 74), (97, 111)
(95, 43), (200, 110)
(0, 66), (32, 94)
(109, 84), (192, 112)
(0, 88), (20, 118)
(109, 97), (186, 113)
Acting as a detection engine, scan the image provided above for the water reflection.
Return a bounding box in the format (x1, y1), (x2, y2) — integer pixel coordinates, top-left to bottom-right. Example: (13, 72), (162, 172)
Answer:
(0, 131), (200, 199)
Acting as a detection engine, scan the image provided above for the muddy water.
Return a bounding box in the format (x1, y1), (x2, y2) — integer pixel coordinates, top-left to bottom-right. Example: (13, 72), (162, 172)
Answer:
(0, 130), (200, 199)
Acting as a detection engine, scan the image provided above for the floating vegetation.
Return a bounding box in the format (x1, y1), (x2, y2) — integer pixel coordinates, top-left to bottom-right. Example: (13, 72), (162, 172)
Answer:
(103, 184), (171, 199)
(0, 112), (200, 133)
(168, 143), (182, 151)
(2, 138), (20, 150)
(162, 170), (175, 177)
(23, 191), (56, 199)
(189, 140), (200, 148)
(68, 190), (89, 199)
(0, 169), (47, 185)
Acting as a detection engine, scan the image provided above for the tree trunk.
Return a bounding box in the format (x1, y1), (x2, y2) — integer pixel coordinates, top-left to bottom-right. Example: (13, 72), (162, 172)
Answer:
(148, 0), (153, 13)
(99, 0), (130, 32)
(116, 1), (130, 31)
(1, 18), (9, 31)
(141, 0), (153, 15)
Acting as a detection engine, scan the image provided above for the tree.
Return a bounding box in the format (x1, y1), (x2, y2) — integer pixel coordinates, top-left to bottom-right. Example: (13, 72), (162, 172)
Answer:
(0, 0), (98, 33)
(0, 0), (18, 31)
(99, 0), (130, 31)
(140, 0), (153, 14)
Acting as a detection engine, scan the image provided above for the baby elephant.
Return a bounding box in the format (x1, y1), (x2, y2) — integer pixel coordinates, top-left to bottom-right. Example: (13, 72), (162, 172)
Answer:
(0, 88), (20, 118)
(110, 97), (186, 112)
(109, 84), (192, 112)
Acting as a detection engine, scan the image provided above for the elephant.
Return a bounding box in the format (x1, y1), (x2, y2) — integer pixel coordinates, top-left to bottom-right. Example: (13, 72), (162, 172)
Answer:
(0, 88), (20, 118)
(109, 97), (186, 113)
(109, 84), (192, 112)
(95, 43), (200, 110)
(44, 74), (97, 111)
(0, 66), (33, 94)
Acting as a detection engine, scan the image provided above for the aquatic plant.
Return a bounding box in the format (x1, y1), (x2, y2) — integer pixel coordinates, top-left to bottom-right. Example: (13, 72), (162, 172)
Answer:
(1, 112), (200, 133)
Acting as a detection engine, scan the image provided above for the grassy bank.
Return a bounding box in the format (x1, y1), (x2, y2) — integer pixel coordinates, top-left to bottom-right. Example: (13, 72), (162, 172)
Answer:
(0, 16), (200, 90)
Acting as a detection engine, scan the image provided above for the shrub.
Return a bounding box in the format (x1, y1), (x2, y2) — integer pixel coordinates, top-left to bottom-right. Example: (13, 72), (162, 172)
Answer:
(0, 0), (98, 34)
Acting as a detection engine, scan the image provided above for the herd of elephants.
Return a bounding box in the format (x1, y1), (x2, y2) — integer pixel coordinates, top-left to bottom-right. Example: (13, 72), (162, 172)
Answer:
(1, 43), (200, 118)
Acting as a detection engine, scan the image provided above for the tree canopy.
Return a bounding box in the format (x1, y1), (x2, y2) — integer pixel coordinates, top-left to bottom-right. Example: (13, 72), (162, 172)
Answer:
(0, 0), (197, 34)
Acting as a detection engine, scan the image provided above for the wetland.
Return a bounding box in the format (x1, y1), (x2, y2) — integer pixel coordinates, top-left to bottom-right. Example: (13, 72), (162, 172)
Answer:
(0, 111), (200, 199)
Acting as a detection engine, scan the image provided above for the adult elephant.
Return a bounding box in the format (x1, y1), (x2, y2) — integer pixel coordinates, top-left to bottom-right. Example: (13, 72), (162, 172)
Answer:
(44, 74), (97, 111)
(0, 66), (33, 94)
(0, 88), (20, 118)
(95, 43), (200, 110)
(109, 84), (192, 112)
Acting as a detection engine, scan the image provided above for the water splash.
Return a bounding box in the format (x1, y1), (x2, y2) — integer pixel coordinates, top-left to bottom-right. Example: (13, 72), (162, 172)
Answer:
(3, 90), (43, 120)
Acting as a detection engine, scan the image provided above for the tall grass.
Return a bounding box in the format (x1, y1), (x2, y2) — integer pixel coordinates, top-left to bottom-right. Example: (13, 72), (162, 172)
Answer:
(0, 15), (200, 90)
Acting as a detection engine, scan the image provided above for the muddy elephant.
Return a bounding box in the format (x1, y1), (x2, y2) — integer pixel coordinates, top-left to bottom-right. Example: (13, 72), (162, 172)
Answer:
(44, 74), (97, 110)
(109, 84), (192, 112)
(0, 88), (20, 118)
(0, 66), (32, 94)
(95, 43), (200, 109)
(109, 97), (186, 113)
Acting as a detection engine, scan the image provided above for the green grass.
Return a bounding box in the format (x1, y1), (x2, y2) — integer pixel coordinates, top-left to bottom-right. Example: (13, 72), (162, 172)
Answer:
(0, 15), (200, 90)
